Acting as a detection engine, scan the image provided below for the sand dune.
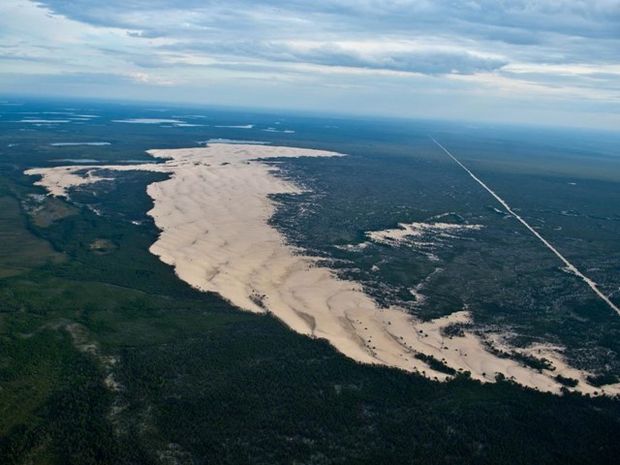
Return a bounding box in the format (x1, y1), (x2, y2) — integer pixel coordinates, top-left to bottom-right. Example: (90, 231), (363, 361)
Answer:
(25, 143), (619, 395)
(367, 222), (483, 245)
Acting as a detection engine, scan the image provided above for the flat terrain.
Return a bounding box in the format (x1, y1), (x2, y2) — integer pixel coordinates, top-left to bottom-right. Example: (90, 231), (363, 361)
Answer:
(1, 98), (619, 464)
(0, 195), (64, 278)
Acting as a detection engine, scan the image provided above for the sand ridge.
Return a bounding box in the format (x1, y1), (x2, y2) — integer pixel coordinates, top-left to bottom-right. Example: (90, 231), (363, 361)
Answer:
(367, 221), (483, 243)
(25, 143), (619, 396)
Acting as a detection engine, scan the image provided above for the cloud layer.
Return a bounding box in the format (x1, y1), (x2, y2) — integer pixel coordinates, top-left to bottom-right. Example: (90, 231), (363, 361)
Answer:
(0, 0), (618, 127)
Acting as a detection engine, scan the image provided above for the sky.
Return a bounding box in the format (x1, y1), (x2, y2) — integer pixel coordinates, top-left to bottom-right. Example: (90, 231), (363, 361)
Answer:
(0, 0), (619, 129)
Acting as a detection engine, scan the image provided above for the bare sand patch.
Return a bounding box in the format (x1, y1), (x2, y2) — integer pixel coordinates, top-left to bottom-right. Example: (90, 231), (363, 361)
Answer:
(25, 143), (618, 395)
(367, 222), (483, 245)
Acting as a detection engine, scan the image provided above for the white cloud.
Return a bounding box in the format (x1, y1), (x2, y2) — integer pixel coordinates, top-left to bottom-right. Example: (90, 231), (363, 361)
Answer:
(0, 0), (617, 128)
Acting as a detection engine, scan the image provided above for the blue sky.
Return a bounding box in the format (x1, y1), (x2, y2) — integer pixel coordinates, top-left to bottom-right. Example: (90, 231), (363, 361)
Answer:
(1, 0), (619, 129)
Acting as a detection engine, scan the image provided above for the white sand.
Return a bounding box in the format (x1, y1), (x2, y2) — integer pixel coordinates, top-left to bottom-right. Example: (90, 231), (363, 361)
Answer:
(364, 222), (481, 262)
(487, 336), (620, 396)
(28, 166), (118, 196)
(25, 143), (619, 396)
(367, 222), (483, 246)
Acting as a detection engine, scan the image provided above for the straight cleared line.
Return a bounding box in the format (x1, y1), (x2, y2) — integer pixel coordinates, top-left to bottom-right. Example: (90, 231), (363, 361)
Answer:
(431, 137), (620, 317)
